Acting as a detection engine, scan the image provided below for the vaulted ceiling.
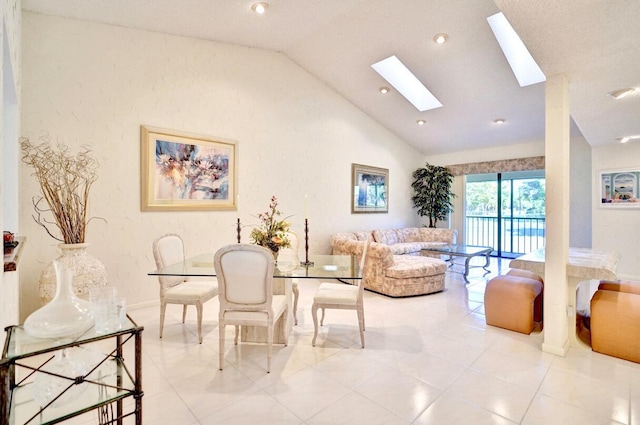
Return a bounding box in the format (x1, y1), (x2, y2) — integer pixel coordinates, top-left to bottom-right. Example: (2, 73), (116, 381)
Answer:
(22, 0), (640, 155)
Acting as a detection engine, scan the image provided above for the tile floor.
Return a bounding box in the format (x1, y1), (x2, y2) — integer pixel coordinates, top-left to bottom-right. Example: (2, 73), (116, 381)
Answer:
(78, 258), (640, 424)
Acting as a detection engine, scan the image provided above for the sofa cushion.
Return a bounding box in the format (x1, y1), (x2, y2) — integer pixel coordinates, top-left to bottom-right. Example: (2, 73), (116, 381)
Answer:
(373, 229), (398, 245)
(418, 227), (452, 243)
(353, 231), (374, 242)
(386, 255), (446, 279)
(387, 242), (424, 255)
(394, 228), (420, 243)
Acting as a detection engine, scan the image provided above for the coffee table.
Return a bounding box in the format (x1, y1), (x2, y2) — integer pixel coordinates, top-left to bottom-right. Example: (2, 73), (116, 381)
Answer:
(421, 244), (492, 282)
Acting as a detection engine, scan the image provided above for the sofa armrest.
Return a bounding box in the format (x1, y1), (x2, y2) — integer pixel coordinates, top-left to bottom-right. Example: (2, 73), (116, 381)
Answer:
(598, 280), (640, 296)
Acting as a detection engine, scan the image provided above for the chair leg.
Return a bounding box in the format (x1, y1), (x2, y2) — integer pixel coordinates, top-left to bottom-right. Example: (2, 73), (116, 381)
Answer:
(196, 301), (204, 344)
(159, 302), (167, 339)
(311, 302), (319, 346)
(357, 305), (365, 348)
(320, 307), (326, 326)
(234, 326), (239, 345)
(292, 282), (299, 325)
(283, 307), (289, 347)
(267, 323), (273, 373)
(219, 322), (225, 370)
(182, 305), (187, 323)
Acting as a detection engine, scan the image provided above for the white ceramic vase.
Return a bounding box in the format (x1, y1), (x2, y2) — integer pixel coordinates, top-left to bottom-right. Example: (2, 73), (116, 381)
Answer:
(39, 243), (108, 305)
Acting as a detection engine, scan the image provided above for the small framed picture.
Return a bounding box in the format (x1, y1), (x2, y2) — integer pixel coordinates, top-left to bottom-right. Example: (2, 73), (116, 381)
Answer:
(598, 168), (640, 208)
(351, 163), (388, 214)
(141, 125), (237, 211)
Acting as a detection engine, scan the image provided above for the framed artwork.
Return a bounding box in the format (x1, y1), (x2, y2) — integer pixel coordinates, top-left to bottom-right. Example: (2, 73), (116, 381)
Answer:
(140, 125), (237, 211)
(351, 163), (388, 213)
(598, 168), (640, 208)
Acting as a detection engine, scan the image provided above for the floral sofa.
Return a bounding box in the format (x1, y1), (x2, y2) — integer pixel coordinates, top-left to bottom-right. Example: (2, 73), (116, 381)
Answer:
(330, 228), (457, 297)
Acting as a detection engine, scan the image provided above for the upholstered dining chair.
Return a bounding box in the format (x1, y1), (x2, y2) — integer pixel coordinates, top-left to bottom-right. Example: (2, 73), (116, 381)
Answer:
(152, 233), (218, 344)
(311, 239), (369, 348)
(214, 243), (288, 373)
(277, 232), (300, 325)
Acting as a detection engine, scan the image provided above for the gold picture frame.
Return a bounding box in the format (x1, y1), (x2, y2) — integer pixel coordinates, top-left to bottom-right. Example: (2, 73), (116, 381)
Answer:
(351, 163), (388, 213)
(140, 125), (237, 211)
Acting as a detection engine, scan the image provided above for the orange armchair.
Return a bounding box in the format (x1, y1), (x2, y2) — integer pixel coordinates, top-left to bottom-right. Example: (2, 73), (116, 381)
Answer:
(590, 280), (640, 363)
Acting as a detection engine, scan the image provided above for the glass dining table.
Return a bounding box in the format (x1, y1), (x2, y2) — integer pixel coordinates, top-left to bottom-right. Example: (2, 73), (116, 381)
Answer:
(149, 253), (362, 343)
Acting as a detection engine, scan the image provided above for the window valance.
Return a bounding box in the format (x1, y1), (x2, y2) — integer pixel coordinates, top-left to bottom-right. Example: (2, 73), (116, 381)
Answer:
(446, 156), (545, 176)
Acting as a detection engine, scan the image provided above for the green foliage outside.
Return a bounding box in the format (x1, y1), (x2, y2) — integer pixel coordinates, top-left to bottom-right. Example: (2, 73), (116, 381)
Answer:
(465, 179), (545, 217)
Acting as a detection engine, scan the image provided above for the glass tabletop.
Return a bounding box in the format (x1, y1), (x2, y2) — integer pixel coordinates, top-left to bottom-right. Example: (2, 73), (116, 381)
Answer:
(2, 316), (141, 360)
(421, 244), (492, 255)
(148, 253), (362, 280)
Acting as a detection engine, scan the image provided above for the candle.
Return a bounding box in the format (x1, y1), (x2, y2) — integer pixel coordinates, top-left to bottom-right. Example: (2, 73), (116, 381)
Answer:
(236, 194), (240, 220)
(304, 194), (308, 219)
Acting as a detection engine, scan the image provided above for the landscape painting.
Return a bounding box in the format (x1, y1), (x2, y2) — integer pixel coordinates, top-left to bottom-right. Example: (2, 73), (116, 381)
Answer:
(352, 163), (388, 213)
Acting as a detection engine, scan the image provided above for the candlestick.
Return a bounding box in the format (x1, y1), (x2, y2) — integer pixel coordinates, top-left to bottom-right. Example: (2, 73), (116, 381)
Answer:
(300, 218), (314, 266)
(236, 218), (241, 243)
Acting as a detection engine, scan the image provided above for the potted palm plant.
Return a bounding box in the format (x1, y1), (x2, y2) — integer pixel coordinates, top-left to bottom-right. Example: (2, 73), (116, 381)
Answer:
(411, 162), (455, 228)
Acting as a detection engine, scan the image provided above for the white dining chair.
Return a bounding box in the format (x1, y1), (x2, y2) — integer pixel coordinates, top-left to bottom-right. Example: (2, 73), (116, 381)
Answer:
(152, 233), (218, 344)
(214, 244), (288, 373)
(311, 239), (369, 348)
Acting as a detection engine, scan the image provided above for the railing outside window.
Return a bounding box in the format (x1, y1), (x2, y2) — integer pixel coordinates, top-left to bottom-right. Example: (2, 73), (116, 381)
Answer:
(466, 215), (545, 257)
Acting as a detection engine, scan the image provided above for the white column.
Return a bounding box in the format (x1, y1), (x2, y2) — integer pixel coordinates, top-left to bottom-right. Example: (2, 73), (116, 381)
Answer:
(542, 74), (571, 355)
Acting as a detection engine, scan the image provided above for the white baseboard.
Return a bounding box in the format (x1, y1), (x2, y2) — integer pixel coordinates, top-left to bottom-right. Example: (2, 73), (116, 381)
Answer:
(127, 299), (159, 311)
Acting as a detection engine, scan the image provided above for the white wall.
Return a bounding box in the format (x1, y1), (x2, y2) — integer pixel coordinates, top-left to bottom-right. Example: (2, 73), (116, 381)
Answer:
(569, 136), (591, 248)
(592, 143), (640, 279)
(20, 13), (425, 315)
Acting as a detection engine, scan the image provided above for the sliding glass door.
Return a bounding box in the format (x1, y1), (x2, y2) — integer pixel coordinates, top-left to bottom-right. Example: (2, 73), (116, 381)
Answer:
(465, 170), (545, 257)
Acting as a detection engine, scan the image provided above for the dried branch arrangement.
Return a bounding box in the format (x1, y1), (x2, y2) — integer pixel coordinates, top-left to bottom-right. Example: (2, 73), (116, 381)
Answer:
(20, 136), (99, 244)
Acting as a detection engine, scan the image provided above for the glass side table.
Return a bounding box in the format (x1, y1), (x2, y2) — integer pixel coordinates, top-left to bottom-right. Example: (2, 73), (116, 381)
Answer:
(0, 316), (143, 425)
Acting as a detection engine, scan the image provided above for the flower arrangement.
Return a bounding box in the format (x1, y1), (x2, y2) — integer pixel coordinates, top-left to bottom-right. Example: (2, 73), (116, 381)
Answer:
(20, 136), (99, 244)
(250, 196), (291, 253)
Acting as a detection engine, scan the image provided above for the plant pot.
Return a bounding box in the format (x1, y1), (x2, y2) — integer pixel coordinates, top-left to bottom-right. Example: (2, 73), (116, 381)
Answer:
(39, 243), (108, 305)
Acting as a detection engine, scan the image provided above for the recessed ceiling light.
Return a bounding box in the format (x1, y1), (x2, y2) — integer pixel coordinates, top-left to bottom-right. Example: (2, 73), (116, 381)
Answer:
(371, 55), (443, 112)
(608, 87), (638, 99)
(619, 135), (640, 144)
(379, 86), (390, 94)
(417, 119), (426, 126)
(494, 118), (506, 124)
(487, 12), (546, 87)
(433, 33), (448, 44)
(251, 2), (269, 14)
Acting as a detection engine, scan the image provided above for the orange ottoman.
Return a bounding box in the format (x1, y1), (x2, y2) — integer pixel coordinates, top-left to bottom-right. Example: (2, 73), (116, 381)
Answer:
(484, 271), (543, 334)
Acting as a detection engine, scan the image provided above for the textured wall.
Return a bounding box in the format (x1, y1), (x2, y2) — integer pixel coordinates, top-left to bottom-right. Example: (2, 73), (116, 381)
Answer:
(20, 13), (425, 315)
(569, 136), (592, 248)
(592, 142), (640, 279)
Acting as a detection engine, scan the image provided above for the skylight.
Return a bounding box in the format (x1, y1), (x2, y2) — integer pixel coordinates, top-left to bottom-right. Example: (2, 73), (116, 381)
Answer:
(371, 55), (443, 112)
(487, 12), (546, 87)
